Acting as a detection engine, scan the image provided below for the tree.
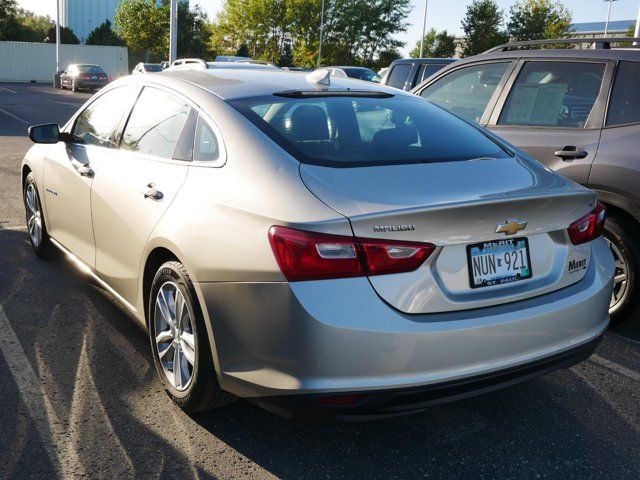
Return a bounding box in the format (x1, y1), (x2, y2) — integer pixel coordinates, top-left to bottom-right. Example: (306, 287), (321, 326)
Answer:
(115, 0), (168, 60)
(374, 48), (401, 70)
(236, 43), (250, 57)
(0, 0), (16, 21)
(507, 0), (572, 42)
(461, 0), (507, 57)
(86, 19), (126, 46)
(44, 25), (80, 44)
(410, 28), (456, 58)
(0, 9), (52, 42)
(209, 0), (411, 68)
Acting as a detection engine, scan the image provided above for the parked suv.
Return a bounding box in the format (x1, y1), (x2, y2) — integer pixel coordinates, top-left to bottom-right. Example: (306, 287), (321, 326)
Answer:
(413, 38), (640, 322)
(382, 58), (456, 91)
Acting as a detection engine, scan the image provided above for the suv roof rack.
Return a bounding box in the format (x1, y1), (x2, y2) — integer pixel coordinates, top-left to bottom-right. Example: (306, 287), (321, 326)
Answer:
(484, 37), (640, 54)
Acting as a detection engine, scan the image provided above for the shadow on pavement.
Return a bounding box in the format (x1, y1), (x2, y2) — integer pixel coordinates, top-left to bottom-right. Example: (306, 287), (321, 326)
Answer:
(1, 227), (639, 479)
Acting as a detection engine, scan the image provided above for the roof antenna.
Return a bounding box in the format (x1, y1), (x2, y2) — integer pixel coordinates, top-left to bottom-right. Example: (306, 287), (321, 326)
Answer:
(306, 69), (331, 86)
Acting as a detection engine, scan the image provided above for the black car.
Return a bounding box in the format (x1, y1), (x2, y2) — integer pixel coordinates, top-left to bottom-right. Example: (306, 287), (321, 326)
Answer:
(381, 58), (456, 91)
(60, 64), (109, 92)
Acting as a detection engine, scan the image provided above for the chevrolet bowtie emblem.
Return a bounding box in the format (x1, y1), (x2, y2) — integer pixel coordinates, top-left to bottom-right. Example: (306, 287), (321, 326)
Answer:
(495, 219), (527, 236)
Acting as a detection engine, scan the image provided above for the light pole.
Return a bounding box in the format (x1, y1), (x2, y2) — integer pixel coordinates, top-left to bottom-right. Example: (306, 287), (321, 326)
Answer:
(317, 0), (325, 68)
(603, 0), (620, 36)
(55, 0), (61, 75)
(169, 0), (178, 64)
(634, 5), (640, 46)
(419, 0), (429, 58)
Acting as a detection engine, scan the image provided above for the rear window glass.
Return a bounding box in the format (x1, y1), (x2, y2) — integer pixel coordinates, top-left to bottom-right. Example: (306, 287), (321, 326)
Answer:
(77, 65), (104, 73)
(606, 61), (640, 126)
(386, 64), (412, 89)
(230, 93), (510, 167)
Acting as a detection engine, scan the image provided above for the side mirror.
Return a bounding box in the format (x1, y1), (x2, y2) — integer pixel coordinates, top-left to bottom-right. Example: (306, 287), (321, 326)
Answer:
(28, 124), (60, 144)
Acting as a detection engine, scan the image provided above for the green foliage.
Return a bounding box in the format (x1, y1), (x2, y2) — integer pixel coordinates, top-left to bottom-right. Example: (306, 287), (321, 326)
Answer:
(410, 28), (456, 58)
(0, 8), (53, 42)
(86, 20), (126, 46)
(627, 23), (637, 38)
(44, 25), (80, 44)
(0, 0), (17, 21)
(209, 0), (411, 68)
(373, 48), (401, 70)
(461, 0), (507, 57)
(115, 0), (210, 61)
(507, 0), (572, 42)
(236, 43), (250, 57)
(115, 0), (168, 58)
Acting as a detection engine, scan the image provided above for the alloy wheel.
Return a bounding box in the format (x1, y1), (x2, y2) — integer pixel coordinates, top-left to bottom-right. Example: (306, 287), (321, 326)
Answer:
(25, 183), (42, 247)
(605, 238), (628, 312)
(154, 282), (196, 391)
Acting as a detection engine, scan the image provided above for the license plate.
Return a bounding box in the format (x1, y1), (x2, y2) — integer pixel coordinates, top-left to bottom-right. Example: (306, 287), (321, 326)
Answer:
(91, 76), (97, 79)
(467, 238), (532, 289)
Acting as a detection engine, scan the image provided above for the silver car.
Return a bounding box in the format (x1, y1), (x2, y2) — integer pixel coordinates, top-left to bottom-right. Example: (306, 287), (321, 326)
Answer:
(22, 69), (614, 419)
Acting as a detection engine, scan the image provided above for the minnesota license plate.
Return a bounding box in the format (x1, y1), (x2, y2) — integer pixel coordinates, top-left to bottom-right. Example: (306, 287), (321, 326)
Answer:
(467, 238), (532, 289)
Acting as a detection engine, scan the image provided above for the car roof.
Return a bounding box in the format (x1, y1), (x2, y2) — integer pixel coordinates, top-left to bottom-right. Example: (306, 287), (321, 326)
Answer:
(322, 66), (373, 70)
(391, 58), (456, 65)
(466, 47), (640, 63)
(151, 68), (407, 101)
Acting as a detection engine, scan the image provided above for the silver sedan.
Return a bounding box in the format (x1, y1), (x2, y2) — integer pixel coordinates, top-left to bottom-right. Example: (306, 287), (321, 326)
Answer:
(21, 68), (614, 420)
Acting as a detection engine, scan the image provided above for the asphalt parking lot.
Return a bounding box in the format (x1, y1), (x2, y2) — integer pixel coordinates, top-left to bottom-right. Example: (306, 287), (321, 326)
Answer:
(1, 82), (640, 480)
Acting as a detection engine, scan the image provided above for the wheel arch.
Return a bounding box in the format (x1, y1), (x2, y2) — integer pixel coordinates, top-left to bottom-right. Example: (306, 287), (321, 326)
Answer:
(140, 242), (225, 380)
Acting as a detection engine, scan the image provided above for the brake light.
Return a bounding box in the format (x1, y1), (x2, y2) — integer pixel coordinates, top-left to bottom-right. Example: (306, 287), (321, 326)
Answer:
(568, 203), (606, 245)
(268, 226), (435, 281)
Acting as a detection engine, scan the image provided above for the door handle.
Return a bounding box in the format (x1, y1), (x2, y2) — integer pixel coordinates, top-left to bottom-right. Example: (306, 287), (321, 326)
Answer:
(554, 146), (588, 161)
(77, 163), (94, 177)
(143, 183), (164, 200)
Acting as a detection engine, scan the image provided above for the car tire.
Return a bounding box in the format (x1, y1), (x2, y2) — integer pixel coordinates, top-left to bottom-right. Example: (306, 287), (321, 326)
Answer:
(604, 215), (640, 324)
(23, 173), (54, 258)
(148, 261), (236, 412)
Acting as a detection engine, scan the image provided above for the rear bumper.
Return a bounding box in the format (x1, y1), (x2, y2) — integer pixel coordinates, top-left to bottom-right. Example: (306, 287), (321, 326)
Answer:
(195, 237), (613, 410)
(252, 334), (602, 421)
(76, 79), (108, 88)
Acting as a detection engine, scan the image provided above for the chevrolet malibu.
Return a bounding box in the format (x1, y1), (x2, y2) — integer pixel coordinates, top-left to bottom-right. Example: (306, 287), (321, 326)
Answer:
(22, 68), (614, 419)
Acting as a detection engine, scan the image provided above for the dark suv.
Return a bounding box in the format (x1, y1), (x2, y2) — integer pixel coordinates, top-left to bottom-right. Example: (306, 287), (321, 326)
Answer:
(382, 58), (456, 91)
(413, 38), (640, 322)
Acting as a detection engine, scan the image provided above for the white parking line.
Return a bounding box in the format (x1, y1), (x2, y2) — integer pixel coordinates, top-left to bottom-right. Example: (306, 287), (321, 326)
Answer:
(0, 85), (18, 93)
(0, 106), (30, 125)
(53, 101), (83, 106)
(0, 225), (27, 231)
(590, 354), (640, 382)
(0, 304), (82, 478)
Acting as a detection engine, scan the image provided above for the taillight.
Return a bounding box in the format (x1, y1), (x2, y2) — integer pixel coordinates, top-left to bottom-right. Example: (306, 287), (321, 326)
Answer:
(568, 203), (606, 245)
(268, 226), (435, 281)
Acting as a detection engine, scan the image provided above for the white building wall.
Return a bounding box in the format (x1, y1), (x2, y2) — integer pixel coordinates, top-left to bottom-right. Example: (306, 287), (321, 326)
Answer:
(0, 42), (129, 82)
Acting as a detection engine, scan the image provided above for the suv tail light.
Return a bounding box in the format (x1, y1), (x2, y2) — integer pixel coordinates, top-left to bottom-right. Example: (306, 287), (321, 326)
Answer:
(268, 226), (435, 281)
(568, 203), (606, 245)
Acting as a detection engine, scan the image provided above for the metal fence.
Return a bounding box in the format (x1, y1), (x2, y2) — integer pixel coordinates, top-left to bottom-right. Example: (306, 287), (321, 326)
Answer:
(0, 42), (129, 83)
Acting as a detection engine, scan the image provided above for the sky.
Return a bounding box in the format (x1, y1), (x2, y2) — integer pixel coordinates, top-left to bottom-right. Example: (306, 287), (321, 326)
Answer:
(16, 0), (640, 55)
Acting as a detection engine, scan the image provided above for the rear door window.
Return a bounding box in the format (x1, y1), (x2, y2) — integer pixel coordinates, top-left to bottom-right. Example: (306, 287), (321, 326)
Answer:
(420, 62), (510, 123)
(498, 61), (605, 128)
(120, 87), (192, 159)
(606, 61), (640, 126)
(386, 64), (412, 89)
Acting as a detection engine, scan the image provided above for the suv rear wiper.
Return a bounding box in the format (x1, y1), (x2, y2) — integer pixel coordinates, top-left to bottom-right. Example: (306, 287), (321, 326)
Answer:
(274, 90), (394, 98)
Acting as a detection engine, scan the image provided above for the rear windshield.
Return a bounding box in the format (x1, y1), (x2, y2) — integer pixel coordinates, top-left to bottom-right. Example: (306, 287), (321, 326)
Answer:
(77, 65), (104, 73)
(144, 64), (163, 72)
(230, 93), (510, 167)
(344, 68), (381, 82)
